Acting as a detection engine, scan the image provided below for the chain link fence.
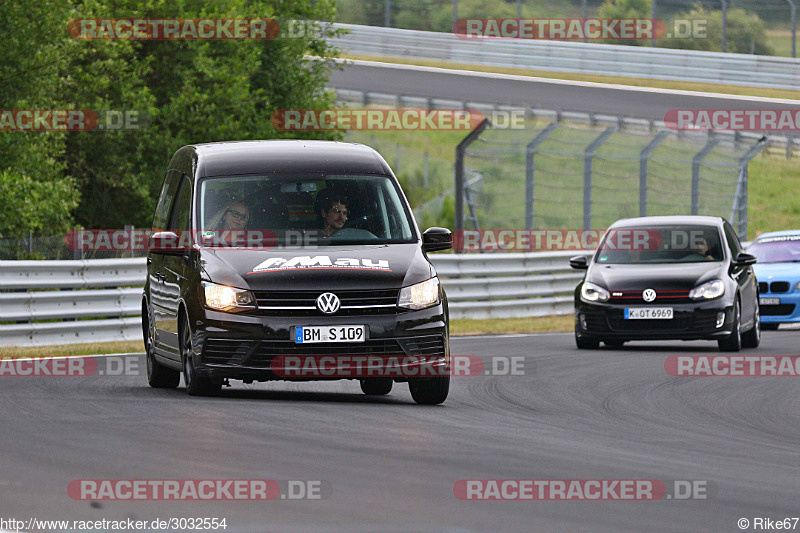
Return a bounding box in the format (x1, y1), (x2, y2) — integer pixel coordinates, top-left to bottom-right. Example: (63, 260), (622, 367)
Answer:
(455, 115), (766, 244)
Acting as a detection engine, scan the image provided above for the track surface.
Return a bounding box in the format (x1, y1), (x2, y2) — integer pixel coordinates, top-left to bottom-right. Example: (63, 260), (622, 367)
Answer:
(328, 60), (800, 119)
(2, 333), (800, 532)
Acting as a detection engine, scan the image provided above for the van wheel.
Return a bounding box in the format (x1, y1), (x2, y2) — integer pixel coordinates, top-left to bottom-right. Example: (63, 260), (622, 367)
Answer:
(360, 378), (392, 396)
(718, 300), (742, 352)
(143, 303), (179, 388)
(409, 377), (449, 405)
(741, 299), (761, 348)
(180, 313), (221, 396)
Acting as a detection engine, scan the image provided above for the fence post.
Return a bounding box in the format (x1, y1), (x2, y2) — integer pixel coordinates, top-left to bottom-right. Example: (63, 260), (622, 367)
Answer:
(424, 151), (429, 187)
(124, 224), (134, 258)
(691, 137), (720, 215)
(395, 143), (401, 175)
(788, 0), (797, 58)
(639, 131), (669, 217)
(73, 226), (80, 260)
(525, 123), (559, 230)
(721, 0), (728, 53)
(731, 137), (768, 239)
(454, 119), (490, 249)
(583, 127), (615, 230)
(650, 0), (656, 47)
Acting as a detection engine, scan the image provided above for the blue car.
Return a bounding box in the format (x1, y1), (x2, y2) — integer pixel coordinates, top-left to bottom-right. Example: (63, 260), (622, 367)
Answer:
(748, 230), (800, 330)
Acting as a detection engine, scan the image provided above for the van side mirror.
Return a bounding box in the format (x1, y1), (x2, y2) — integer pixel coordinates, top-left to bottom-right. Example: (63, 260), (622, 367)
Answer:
(569, 256), (589, 269)
(423, 227), (452, 252)
(150, 231), (189, 255)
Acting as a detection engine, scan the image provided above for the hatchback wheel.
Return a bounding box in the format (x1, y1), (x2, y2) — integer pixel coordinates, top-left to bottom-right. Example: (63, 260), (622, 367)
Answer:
(575, 330), (600, 349)
(741, 299), (761, 348)
(718, 300), (742, 352)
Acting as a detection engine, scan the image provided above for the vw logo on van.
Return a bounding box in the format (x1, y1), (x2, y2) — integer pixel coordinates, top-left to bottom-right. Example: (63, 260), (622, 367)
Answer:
(642, 289), (657, 302)
(316, 293), (341, 314)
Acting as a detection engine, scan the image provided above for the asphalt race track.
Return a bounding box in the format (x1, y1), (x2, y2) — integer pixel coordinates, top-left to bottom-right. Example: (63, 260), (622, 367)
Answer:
(328, 60), (800, 119)
(2, 332), (799, 532)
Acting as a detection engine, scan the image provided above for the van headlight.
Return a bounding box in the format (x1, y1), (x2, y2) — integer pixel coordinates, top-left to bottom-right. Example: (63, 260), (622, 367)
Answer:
(399, 277), (440, 310)
(202, 282), (255, 311)
(689, 280), (725, 300)
(581, 281), (610, 303)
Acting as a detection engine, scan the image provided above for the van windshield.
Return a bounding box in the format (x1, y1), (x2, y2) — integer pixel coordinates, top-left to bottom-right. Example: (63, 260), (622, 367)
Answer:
(197, 174), (416, 247)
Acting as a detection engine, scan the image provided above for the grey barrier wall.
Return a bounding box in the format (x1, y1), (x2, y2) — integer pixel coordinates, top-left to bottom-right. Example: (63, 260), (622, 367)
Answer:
(331, 23), (800, 91)
(0, 252), (591, 347)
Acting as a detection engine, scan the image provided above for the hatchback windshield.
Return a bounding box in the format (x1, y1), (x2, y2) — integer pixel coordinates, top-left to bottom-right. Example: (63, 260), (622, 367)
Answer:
(748, 235), (800, 263)
(595, 225), (724, 264)
(197, 174), (415, 246)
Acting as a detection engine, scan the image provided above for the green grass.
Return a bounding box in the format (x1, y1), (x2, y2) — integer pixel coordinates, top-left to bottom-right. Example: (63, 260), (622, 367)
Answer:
(767, 30), (795, 58)
(450, 315), (573, 336)
(0, 340), (144, 358)
(748, 154), (800, 236)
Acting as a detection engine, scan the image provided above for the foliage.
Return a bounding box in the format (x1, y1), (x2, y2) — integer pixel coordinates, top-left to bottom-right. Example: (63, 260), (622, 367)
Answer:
(0, 0), (344, 235)
(660, 6), (773, 55)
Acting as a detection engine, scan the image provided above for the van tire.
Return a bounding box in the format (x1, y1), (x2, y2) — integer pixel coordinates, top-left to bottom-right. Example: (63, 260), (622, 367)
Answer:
(409, 376), (449, 405)
(360, 378), (393, 396)
(144, 303), (179, 389)
(180, 313), (221, 396)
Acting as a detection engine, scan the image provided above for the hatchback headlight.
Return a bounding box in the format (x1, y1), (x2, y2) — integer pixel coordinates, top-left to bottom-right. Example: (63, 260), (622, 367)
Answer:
(581, 281), (610, 302)
(202, 282), (255, 311)
(399, 277), (440, 310)
(689, 280), (725, 300)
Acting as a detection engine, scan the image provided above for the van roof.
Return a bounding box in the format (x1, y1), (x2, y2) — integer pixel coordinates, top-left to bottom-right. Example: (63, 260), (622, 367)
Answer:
(170, 140), (391, 178)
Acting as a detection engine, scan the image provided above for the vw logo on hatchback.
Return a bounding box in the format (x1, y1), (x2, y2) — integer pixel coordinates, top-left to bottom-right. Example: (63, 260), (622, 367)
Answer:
(316, 293), (341, 314)
(642, 288), (657, 302)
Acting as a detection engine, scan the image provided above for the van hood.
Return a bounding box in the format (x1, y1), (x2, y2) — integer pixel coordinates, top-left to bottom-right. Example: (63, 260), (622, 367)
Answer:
(198, 244), (433, 291)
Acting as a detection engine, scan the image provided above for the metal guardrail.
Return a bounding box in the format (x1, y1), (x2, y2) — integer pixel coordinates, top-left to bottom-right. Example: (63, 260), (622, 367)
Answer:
(332, 23), (800, 91)
(0, 253), (589, 346)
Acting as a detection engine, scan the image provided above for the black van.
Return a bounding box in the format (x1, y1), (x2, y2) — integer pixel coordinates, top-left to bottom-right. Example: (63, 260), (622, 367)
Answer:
(142, 141), (452, 404)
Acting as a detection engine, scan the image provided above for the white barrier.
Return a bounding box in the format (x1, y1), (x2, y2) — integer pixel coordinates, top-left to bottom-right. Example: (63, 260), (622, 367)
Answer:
(332, 23), (800, 91)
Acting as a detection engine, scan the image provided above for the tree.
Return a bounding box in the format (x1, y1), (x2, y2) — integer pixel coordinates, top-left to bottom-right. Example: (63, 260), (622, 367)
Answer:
(64, 0), (344, 229)
(0, 0), (80, 238)
(599, 0), (650, 45)
(660, 7), (773, 55)
(0, 0), (345, 237)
